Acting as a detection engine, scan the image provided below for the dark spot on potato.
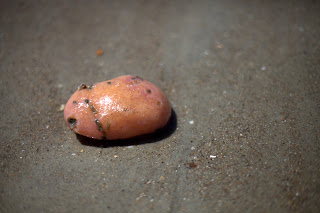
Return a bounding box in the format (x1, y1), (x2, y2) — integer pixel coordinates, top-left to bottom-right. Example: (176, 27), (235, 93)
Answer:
(95, 119), (108, 138)
(95, 119), (104, 132)
(123, 108), (128, 112)
(157, 101), (161, 106)
(107, 81), (112, 85)
(147, 89), (151, 93)
(67, 118), (77, 126)
(89, 103), (97, 114)
(84, 99), (98, 114)
(132, 76), (143, 81)
(73, 101), (77, 104)
(78, 84), (88, 90)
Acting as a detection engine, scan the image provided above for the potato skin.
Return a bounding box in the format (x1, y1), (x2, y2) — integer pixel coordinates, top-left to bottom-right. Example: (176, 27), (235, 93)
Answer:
(64, 75), (171, 140)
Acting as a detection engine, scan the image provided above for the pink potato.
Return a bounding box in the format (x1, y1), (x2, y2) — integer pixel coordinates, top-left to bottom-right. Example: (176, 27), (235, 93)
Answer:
(64, 75), (171, 140)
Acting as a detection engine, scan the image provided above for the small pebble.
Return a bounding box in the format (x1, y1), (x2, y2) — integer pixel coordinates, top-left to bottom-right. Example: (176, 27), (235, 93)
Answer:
(188, 162), (197, 168)
(189, 120), (194, 124)
(58, 104), (65, 112)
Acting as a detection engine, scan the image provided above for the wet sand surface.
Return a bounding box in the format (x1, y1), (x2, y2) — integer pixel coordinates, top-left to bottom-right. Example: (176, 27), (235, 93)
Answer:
(0, 0), (319, 212)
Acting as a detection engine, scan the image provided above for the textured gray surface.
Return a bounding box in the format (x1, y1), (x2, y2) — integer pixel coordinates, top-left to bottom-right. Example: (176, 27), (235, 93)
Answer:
(0, 0), (319, 212)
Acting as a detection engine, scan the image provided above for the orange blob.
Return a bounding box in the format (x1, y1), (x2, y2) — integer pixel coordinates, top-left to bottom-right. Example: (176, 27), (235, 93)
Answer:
(64, 75), (171, 140)
(96, 49), (104, 56)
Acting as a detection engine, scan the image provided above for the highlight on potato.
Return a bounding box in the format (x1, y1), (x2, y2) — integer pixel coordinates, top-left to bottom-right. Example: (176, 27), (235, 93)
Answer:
(64, 75), (171, 140)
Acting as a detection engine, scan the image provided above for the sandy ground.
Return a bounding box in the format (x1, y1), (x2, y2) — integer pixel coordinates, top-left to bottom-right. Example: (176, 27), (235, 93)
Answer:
(0, 0), (319, 212)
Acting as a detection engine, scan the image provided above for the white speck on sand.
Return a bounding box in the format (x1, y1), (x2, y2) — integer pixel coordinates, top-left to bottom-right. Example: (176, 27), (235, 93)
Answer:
(189, 120), (194, 124)
(56, 84), (63, 88)
(58, 104), (65, 112)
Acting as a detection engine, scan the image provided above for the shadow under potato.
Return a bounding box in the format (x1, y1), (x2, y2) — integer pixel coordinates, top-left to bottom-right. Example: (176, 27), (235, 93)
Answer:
(76, 109), (177, 148)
